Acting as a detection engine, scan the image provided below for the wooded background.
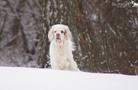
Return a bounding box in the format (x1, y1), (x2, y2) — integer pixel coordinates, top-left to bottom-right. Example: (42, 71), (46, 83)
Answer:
(0, 0), (138, 75)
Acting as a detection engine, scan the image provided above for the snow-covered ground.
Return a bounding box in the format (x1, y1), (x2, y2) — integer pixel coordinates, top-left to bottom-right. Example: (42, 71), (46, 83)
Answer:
(0, 67), (137, 90)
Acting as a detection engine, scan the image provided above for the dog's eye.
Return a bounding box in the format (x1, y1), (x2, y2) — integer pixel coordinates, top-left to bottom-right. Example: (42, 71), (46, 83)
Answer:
(61, 30), (64, 33)
(54, 31), (57, 33)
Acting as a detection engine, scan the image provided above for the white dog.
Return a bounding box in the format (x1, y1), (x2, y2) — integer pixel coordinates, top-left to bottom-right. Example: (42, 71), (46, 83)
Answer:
(48, 24), (80, 71)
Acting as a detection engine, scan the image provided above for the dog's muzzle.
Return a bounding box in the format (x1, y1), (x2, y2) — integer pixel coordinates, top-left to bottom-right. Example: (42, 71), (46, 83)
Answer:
(56, 33), (61, 43)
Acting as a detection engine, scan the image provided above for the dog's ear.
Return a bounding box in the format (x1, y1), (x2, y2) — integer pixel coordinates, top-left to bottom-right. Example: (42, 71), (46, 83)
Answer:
(48, 27), (54, 41)
(64, 26), (72, 40)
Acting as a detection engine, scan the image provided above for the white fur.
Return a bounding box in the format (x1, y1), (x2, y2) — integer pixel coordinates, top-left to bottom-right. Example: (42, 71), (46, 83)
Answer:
(48, 24), (80, 71)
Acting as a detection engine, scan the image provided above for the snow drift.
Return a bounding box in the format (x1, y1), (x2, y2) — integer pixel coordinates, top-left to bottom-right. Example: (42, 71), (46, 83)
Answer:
(0, 67), (137, 90)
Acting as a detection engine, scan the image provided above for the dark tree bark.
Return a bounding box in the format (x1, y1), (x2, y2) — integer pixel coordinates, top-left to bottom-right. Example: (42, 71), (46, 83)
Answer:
(38, 0), (49, 68)
(0, 0), (40, 67)
(5, 0), (29, 53)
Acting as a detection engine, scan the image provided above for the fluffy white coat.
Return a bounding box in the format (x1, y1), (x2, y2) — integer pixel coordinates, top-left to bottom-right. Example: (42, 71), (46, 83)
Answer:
(48, 24), (80, 71)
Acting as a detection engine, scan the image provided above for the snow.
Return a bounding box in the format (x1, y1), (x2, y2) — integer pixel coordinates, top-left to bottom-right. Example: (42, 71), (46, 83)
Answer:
(0, 67), (137, 90)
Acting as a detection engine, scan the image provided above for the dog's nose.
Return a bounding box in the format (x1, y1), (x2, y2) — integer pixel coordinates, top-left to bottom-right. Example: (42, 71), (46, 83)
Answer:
(56, 33), (60, 37)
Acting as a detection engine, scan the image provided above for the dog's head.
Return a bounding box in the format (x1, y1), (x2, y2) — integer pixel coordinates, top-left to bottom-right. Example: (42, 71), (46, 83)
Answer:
(48, 24), (72, 43)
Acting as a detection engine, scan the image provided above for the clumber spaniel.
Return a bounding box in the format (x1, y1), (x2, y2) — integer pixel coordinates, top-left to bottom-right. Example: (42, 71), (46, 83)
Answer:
(48, 24), (80, 71)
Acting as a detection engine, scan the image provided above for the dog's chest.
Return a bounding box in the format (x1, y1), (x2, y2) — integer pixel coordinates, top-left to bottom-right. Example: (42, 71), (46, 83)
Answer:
(55, 47), (69, 64)
(56, 47), (67, 59)
(51, 45), (67, 59)
(50, 42), (71, 68)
